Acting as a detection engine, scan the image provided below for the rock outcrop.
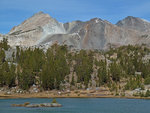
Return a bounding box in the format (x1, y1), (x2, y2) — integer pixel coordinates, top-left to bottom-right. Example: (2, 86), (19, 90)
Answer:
(12, 102), (62, 108)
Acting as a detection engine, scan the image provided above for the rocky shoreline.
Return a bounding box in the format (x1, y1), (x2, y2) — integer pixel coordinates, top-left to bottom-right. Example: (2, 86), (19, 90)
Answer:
(1, 86), (150, 100)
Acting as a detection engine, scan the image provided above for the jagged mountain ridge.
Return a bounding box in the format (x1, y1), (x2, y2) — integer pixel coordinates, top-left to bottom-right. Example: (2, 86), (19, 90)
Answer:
(1, 12), (150, 50)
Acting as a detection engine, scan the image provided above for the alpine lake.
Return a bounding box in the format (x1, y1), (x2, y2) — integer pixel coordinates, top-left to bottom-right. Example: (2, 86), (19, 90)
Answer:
(0, 98), (150, 113)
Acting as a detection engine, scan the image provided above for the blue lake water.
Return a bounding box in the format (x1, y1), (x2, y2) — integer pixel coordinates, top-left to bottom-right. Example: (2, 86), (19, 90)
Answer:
(0, 98), (150, 113)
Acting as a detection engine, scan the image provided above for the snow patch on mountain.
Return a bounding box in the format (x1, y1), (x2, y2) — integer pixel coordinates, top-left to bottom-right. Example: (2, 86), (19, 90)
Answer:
(36, 22), (66, 45)
(95, 19), (99, 23)
(141, 19), (150, 23)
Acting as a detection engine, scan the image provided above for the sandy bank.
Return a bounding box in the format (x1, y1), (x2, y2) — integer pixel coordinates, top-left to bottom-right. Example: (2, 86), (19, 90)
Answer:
(0, 92), (150, 99)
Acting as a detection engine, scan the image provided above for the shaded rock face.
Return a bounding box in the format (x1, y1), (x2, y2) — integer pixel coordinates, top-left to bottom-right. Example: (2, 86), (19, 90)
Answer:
(2, 12), (150, 50)
(64, 21), (85, 34)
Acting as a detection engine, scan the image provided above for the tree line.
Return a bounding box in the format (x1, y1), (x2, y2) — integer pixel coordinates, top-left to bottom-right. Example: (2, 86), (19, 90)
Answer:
(0, 38), (150, 91)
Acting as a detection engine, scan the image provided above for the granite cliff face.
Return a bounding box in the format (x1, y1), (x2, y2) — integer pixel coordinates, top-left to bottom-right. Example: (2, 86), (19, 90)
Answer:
(1, 12), (150, 50)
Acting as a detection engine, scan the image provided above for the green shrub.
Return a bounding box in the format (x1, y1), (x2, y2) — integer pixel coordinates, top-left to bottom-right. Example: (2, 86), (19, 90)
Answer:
(24, 102), (30, 106)
(125, 77), (144, 90)
(145, 90), (150, 97)
(144, 77), (150, 85)
(52, 98), (57, 103)
(140, 92), (145, 97)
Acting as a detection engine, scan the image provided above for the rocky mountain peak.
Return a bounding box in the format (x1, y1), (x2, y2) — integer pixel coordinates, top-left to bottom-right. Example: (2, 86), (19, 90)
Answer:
(33, 11), (44, 16)
(90, 18), (103, 22)
(9, 11), (54, 35)
(116, 16), (150, 32)
(7, 12), (66, 47)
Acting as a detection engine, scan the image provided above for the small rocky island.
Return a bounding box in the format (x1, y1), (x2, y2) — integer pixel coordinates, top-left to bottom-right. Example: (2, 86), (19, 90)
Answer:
(12, 98), (62, 108)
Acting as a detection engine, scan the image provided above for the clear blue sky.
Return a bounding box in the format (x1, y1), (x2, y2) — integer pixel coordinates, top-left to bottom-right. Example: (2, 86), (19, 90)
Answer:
(0, 0), (150, 34)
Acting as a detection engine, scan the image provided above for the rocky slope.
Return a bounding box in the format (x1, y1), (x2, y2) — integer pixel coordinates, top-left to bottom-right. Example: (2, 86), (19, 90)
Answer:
(1, 12), (150, 50)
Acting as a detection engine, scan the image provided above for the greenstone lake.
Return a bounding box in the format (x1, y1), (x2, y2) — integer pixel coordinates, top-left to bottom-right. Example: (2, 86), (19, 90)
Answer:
(0, 98), (150, 113)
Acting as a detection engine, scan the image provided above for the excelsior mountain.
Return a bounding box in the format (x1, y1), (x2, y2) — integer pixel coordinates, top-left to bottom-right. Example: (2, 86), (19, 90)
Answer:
(1, 11), (150, 50)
